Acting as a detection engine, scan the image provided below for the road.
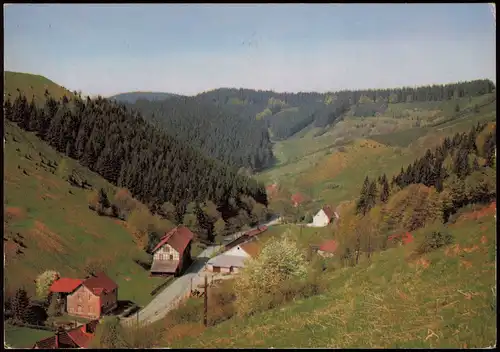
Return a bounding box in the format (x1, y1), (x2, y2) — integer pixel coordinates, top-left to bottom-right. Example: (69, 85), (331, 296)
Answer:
(122, 216), (282, 326)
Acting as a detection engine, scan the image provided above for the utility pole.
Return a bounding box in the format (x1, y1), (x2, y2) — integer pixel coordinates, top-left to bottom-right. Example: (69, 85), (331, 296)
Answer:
(203, 275), (208, 327)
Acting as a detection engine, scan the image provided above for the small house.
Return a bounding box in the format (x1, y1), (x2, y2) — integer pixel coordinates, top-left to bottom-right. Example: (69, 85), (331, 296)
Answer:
(317, 239), (338, 258)
(33, 320), (99, 349)
(291, 193), (306, 207)
(66, 272), (118, 318)
(150, 226), (194, 276)
(207, 241), (261, 273)
(308, 205), (338, 227)
(50, 272), (118, 319)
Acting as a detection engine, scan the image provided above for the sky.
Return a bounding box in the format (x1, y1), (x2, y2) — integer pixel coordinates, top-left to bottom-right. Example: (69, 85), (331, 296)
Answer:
(4, 4), (497, 96)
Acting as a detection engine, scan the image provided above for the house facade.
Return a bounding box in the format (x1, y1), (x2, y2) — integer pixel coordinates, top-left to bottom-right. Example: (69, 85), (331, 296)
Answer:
(207, 241), (261, 273)
(150, 226), (194, 276)
(50, 272), (118, 319)
(308, 205), (338, 227)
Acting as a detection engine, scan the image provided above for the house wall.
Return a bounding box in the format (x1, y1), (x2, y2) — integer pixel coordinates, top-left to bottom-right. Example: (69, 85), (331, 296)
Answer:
(312, 210), (329, 227)
(225, 245), (251, 258)
(67, 285), (100, 319)
(317, 250), (335, 258)
(100, 288), (118, 313)
(154, 244), (180, 261)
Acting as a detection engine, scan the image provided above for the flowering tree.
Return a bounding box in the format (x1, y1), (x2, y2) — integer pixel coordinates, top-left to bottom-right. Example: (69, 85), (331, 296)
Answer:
(233, 233), (308, 316)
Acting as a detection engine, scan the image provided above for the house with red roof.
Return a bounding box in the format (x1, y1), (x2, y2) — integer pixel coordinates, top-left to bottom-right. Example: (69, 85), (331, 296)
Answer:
(150, 226), (194, 276)
(308, 205), (339, 228)
(33, 320), (99, 349)
(317, 239), (339, 258)
(291, 193), (306, 207)
(50, 272), (118, 319)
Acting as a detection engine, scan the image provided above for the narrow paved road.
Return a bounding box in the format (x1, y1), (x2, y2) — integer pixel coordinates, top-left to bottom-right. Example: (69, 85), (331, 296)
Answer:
(122, 216), (282, 326)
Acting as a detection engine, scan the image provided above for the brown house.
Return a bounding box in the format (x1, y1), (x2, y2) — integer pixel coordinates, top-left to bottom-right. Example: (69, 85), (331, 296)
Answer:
(50, 272), (118, 319)
(33, 320), (99, 349)
(150, 226), (194, 276)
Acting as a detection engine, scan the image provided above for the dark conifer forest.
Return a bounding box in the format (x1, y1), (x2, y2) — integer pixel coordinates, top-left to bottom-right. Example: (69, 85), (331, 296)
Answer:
(195, 79), (495, 140)
(126, 96), (275, 171)
(4, 92), (269, 226)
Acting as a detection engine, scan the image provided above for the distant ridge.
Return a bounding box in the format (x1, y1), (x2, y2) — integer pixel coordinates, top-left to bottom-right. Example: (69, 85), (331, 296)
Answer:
(109, 91), (181, 103)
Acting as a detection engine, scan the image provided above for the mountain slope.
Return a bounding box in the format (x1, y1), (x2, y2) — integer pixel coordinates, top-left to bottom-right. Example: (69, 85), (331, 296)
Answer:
(126, 96), (275, 171)
(196, 80), (495, 142)
(4, 71), (74, 104)
(4, 121), (160, 306)
(109, 91), (181, 104)
(4, 92), (270, 245)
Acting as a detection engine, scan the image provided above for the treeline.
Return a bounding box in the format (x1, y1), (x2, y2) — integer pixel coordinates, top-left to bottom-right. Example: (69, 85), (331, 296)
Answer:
(4, 92), (269, 234)
(127, 96), (275, 171)
(196, 79), (495, 140)
(356, 121), (496, 226)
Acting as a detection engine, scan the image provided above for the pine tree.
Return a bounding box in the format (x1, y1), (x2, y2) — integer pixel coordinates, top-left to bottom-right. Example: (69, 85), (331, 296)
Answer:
(356, 176), (370, 215)
(11, 288), (30, 323)
(380, 174), (390, 203)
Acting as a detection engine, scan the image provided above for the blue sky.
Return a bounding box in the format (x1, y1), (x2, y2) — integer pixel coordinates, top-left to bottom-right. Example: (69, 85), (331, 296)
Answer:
(4, 4), (496, 96)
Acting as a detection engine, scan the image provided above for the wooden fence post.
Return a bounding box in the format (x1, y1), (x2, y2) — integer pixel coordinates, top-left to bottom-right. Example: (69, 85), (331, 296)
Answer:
(203, 275), (208, 327)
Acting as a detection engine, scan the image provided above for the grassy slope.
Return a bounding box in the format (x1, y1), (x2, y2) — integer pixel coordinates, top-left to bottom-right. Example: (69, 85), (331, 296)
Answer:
(4, 71), (75, 104)
(3, 121), (163, 307)
(171, 207), (496, 348)
(4, 324), (54, 348)
(258, 94), (496, 212)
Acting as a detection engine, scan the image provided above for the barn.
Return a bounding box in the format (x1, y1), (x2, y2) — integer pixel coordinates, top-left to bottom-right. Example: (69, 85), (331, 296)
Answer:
(150, 226), (194, 276)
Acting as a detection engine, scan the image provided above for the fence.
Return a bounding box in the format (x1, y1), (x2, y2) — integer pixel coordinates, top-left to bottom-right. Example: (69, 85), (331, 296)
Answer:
(8, 321), (56, 332)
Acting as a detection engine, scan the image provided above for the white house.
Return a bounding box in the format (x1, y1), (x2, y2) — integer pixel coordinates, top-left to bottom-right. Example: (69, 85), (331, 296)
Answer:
(206, 241), (260, 273)
(307, 206), (339, 228)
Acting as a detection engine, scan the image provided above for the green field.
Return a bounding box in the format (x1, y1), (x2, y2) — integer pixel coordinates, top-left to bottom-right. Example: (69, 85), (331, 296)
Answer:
(4, 121), (161, 307)
(4, 324), (54, 348)
(169, 210), (496, 348)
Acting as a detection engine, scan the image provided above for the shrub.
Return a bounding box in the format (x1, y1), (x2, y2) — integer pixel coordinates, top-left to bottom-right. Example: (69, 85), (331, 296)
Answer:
(233, 233), (309, 317)
(35, 270), (60, 300)
(416, 227), (453, 254)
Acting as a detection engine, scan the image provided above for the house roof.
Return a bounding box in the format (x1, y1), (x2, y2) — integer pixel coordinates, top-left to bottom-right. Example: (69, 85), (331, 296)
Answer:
(240, 241), (261, 257)
(49, 278), (83, 293)
(321, 205), (335, 221)
(82, 272), (117, 295)
(33, 321), (99, 349)
(208, 254), (248, 268)
(291, 193), (306, 205)
(319, 239), (338, 253)
(33, 335), (58, 349)
(150, 260), (178, 274)
(66, 325), (95, 348)
(152, 226), (194, 254)
(245, 225), (268, 237)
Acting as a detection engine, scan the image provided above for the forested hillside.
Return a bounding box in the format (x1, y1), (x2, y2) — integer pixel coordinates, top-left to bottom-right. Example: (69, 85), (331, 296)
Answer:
(109, 91), (180, 104)
(126, 96), (275, 171)
(4, 92), (269, 242)
(196, 80), (495, 141)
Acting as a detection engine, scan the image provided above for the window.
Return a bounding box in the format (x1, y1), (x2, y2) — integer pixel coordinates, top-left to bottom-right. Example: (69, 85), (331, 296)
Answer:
(78, 294), (82, 302)
(169, 254), (173, 260)
(89, 306), (93, 313)
(77, 305), (82, 313)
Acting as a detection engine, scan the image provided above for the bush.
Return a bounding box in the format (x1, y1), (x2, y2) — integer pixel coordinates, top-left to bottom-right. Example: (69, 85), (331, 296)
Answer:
(416, 228), (454, 254)
(233, 234), (310, 317)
